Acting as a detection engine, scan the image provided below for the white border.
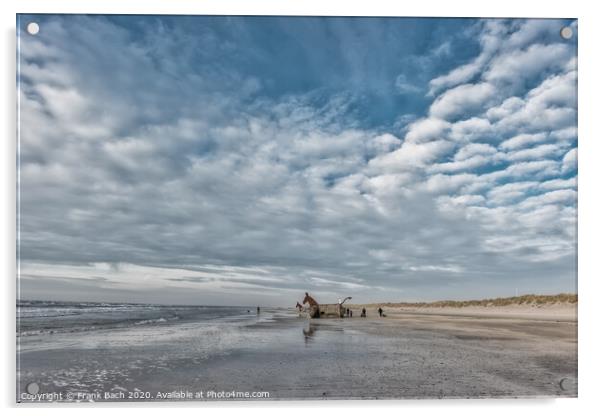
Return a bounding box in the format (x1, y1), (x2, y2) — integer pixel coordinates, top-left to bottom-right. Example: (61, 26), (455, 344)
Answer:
(6, 0), (582, 18)
(2, 1), (600, 415)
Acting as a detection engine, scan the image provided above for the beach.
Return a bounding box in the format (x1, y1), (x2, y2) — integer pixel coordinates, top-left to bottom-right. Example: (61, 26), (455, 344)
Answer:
(17, 302), (577, 402)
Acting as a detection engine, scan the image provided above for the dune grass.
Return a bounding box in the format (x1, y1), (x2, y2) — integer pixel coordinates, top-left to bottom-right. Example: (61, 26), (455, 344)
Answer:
(363, 293), (577, 308)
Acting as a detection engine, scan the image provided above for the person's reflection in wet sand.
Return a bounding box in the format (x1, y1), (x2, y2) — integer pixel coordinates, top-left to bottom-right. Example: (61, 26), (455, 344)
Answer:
(302, 323), (318, 345)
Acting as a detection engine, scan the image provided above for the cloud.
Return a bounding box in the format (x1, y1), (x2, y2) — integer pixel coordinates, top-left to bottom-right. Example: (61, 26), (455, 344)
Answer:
(429, 82), (496, 119)
(499, 133), (548, 150)
(428, 19), (573, 96)
(425, 173), (477, 193)
(561, 148), (577, 173)
(484, 43), (572, 85)
(429, 155), (493, 174)
(394, 74), (421, 94)
(493, 70), (577, 133)
(519, 189), (578, 210)
(454, 143), (497, 160)
(449, 118), (493, 142)
(428, 61), (483, 97)
(18, 16), (577, 305)
(368, 133), (402, 153)
(427, 20), (508, 95)
(364, 173), (414, 195)
(487, 181), (539, 205)
(504, 143), (564, 162)
(485, 96), (524, 121)
(539, 177), (577, 191)
(404, 117), (451, 144)
(505, 19), (569, 49)
(369, 140), (454, 172)
(492, 160), (561, 180)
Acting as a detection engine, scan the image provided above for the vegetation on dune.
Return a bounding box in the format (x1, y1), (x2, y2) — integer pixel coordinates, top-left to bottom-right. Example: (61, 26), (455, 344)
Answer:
(363, 293), (577, 308)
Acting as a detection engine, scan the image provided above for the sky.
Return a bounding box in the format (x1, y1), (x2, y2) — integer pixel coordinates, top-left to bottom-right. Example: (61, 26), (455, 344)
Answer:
(17, 15), (577, 306)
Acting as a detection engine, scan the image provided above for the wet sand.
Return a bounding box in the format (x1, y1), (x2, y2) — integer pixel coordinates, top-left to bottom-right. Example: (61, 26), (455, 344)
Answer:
(17, 307), (577, 402)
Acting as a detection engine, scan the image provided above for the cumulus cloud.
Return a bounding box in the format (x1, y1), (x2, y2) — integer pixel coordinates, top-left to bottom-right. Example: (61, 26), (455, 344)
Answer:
(404, 117), (451, 144)
(429, 82), (496, 119)
(561, 148), (577, 173)
(493, 70), (577, 133)
(369, 140), (454, 172)
(18, 16), (577, 305)
(429, 19), (572, 96)
(429, 155), (493, 174)
(504, 143), (564, 162)
(454, 143), (497, 160)
(484, 43), (572, 85)
(487, 181), (539, 205)
(449, 118), (493, 142)
(425, 173), (477, 193)
(519, 189), (578, 210)
(499, 133), (548, 150)
(427, 20), (508, 95)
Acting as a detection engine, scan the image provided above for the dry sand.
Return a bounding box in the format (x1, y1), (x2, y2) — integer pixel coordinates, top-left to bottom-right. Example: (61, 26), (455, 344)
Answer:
(354, 303), (577, 322)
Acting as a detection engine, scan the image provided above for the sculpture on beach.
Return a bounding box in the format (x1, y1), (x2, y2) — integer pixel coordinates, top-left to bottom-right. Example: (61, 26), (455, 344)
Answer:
(302, 292), (321, 318)
(300, 293), (353, 318)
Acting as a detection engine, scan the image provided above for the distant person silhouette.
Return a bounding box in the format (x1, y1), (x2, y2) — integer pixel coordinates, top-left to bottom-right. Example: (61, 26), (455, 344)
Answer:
(361, 308), (366, 318)
(378, 307), (383, 317)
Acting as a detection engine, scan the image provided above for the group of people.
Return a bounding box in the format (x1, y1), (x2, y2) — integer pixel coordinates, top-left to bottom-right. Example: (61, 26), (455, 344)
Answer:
(341, 307), (385, 318)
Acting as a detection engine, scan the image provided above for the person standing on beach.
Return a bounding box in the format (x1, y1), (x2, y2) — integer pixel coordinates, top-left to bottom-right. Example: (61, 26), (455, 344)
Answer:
(361, 308), (366, 317)
(378, 307), (383, 317)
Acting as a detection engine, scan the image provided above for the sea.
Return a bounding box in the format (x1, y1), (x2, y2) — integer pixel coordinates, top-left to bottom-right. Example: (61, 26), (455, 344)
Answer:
(17, 299), (259, 337)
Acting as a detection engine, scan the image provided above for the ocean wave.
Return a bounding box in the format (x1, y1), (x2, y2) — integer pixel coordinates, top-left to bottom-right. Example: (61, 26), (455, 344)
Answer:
(16, 302), (251, 337)
(134, 316), (180, 325)
(17, 316), (177, 337)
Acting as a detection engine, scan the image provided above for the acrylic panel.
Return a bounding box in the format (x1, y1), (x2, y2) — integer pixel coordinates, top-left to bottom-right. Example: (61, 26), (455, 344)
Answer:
(16, 15), (578, 402)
